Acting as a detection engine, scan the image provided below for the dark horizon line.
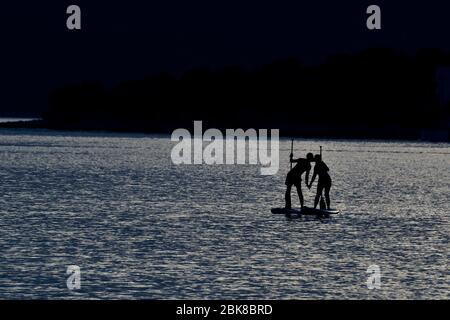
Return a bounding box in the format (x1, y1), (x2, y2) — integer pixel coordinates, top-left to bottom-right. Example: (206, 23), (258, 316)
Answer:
(0, 119), (448, 143)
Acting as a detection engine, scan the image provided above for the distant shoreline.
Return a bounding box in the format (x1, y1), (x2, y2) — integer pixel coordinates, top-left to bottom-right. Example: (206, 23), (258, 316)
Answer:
(4, 49), (449, 142)
(0, 118), (40, 123)
(0, 119), (44, 129)
(1, 119), (448, 142)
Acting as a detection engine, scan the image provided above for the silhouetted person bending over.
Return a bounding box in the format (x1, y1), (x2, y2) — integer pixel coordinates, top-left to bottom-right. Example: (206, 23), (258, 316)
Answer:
(308, 154), (332, 210)
(285, 152), (314, 209)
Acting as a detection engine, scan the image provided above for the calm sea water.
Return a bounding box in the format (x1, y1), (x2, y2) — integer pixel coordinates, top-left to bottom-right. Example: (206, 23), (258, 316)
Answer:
(0, 128), (448, 299)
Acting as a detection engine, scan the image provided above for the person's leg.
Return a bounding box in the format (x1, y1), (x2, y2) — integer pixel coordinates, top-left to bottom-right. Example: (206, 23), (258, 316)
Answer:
(295, 183), (304, 208)
(285, 183), (292, 209)
(324, 184), (331, 210)
(314, 183), (324, 209)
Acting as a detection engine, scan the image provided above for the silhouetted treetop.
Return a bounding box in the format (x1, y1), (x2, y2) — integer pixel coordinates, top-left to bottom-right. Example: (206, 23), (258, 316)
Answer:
(44, 48), (450, 139)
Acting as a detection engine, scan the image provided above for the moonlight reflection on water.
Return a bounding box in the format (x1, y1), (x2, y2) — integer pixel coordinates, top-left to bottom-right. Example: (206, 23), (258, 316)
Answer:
(0, 129), (448, 299)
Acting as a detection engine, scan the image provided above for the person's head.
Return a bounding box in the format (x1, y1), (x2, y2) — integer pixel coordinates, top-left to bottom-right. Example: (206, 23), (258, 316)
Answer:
(314, 154), (321, 162)
(306, 153), (314, 162)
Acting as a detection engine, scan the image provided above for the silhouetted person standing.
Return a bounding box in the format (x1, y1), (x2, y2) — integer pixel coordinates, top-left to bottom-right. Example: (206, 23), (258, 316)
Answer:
(308, 154), (332, 210)
(285, 153), (314, 209)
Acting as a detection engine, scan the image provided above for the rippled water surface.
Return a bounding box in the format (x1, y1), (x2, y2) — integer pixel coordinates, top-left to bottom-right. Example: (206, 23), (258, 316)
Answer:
(0, 129), (448, 299)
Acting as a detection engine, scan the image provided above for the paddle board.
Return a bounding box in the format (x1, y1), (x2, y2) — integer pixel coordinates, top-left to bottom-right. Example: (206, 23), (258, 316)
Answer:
(271, 207), (340, 216)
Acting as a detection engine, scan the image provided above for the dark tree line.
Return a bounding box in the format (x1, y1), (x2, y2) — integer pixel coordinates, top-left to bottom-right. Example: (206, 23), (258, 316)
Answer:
(44, 48), (450, 139)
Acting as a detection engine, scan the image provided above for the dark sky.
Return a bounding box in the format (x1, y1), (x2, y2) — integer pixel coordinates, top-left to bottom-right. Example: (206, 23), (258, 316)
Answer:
(1, 1), (450, 115)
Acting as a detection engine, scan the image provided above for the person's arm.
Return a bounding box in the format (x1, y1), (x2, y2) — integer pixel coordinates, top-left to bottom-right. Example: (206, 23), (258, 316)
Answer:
(305, 168), (311, 187)
(290, 158), (302, 163)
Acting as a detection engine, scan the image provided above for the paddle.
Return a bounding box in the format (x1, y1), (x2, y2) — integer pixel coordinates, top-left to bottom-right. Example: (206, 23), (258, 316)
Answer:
(290, 139), (294, 170)
(318, 145), (326, 210)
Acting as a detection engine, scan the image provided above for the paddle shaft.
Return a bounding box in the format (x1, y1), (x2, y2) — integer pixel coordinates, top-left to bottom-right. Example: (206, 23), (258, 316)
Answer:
(290, 139), (294, 170)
